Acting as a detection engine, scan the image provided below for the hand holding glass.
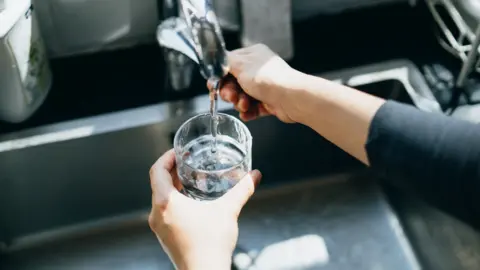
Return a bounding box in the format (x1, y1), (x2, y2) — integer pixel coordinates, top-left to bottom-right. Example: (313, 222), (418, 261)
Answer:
(174, 113), (252, 200)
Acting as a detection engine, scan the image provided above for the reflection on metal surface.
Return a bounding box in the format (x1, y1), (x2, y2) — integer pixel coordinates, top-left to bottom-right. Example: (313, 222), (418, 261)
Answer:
(0, 126), (94, 153)
(157, 6), (196, 92)
(1, 211), (149, 253)
(0, 95), (232, 148)
(235, 173), (420, 270)
(157, 17), (199, 64)
(252, 234), (329, 270)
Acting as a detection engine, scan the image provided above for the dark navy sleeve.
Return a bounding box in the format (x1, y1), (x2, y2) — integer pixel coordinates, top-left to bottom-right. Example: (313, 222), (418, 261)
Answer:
(366, 100), (480, 226)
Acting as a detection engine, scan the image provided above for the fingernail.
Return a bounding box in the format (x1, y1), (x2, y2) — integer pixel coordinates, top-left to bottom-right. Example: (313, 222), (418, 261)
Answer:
(220, 90), (228, 100)
(235, 104), (243, 112)
(250, 170), (262, 183)
(225, 92), (234, 103)
(239, 98), (249, 113)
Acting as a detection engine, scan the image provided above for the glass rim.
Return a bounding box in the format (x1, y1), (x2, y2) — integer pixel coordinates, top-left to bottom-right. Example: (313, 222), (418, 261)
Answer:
(173, 112), (252, 174)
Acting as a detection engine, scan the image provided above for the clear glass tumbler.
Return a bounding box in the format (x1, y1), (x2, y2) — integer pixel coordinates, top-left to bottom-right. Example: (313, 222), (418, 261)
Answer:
(174, 113), (252, 200)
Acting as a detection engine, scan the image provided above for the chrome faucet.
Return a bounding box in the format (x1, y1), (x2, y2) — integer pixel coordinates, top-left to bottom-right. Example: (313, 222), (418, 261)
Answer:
(158, 0), (194, 92)
(157, 0), (229, 89)
(179, 0), (229, 80)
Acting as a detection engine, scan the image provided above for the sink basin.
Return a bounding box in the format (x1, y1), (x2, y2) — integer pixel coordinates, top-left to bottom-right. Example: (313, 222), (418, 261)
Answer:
(1, 174), (420, 270)
(0, 60), (451, 269)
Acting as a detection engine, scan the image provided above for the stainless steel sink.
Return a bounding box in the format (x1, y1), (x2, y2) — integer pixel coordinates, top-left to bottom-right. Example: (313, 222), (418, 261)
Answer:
(2, 59), (471, 270)
(1, 174), (421, 270)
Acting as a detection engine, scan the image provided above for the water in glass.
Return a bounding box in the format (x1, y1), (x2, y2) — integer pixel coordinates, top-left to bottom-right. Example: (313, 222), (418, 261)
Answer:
(175, 113), (252, 200)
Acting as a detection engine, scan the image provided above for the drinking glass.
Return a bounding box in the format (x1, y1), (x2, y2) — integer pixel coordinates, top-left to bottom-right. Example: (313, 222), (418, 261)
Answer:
(173, 113), (252, 200)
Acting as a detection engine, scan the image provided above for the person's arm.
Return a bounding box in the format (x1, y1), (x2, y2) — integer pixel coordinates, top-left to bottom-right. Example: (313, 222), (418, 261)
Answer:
(288, 72), (385, 164)
(366, 100), (480, 224)
(292, 73), (480, 223)
(219, 44), (480, 225)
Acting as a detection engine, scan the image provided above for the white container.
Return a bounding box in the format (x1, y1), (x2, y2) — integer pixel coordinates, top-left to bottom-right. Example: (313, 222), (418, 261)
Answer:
(0, 0), (52, 123)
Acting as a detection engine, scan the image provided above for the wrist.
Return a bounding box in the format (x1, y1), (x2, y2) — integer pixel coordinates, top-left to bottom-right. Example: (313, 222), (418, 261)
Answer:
(280, 71), (324, 124)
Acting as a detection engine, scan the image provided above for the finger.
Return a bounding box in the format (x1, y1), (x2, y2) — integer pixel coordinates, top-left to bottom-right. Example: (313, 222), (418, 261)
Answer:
(240, 102), (272, 121)
(171, 165), (184, 191)
(240, 111), (258, 122)
(150, 149), (178, 203)
(237, 93), (250, 113)
(220, 80), (240, 104)
(222, 87), (239, 104)
(240, 101), (259, 121)
(151, 149), (176, 173)
(219, 170), (262, 215)
(209, 76), (241, 104)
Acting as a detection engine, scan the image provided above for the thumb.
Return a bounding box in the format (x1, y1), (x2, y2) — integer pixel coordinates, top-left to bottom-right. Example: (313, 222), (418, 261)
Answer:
(150, 149), (178, 205)
(220, 170), (262, 214)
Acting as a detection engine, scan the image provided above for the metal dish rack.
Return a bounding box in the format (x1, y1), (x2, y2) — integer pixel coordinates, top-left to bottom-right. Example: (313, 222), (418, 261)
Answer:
(426, 0), (480, 87)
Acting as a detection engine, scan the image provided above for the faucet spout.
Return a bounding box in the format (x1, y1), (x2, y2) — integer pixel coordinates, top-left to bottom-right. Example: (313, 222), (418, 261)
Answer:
(157, 17), (199, 64)
(157, 0), (229, 92)
(179, 0), (229, 80)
